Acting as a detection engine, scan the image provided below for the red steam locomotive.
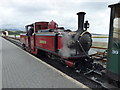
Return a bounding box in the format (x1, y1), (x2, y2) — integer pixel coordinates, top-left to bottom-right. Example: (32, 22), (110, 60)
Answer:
(20, 12), (93, 71)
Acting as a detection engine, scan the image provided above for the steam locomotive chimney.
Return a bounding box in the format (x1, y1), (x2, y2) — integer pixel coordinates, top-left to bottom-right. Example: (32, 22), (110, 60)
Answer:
(77, 12), (86, 32)
(74, 12), (86, 41)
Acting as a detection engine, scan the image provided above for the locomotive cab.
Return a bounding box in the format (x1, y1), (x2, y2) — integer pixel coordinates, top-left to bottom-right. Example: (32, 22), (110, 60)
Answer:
(26, 22), (49, 34)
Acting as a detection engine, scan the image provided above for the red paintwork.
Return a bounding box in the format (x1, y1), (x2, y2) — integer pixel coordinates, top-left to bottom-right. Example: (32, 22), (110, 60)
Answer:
(20, 34), (63, 54)
(48, 20), (58, 29)
(35, 35), (63, 52)
(35, 22), (49, 33)
(58, 36), (63, 50)
(64, 60), (75, 67)
(36, 35), (55, 51)
(30, 36), (34, 50)
(20, 21), (63, 55)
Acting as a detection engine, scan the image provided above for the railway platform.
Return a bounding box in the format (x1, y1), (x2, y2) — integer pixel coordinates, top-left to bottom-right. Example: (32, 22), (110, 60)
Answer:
(1, 37), (90, 88)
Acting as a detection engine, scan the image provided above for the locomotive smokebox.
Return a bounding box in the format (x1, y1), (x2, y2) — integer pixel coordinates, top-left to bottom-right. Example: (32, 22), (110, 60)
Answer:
(77, 12), (86, 32)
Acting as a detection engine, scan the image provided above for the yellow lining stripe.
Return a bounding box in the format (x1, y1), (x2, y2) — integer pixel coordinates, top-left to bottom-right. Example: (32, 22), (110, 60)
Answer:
(80, 31), (89, 37)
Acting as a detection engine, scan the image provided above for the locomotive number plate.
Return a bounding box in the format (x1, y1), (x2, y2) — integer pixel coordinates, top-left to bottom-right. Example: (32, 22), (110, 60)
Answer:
(40, 40), (47, 44)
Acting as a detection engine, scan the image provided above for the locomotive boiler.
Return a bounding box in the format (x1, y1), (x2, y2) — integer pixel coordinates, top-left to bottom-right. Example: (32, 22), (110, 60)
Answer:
(20, 12), (93, 71)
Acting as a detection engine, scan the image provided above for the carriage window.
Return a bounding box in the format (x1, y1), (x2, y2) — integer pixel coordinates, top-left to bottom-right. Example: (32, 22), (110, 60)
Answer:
(113, 7), (120, 41)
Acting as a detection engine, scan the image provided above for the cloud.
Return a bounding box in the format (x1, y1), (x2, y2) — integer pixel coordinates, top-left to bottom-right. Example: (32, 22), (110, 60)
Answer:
(0, 0), (118, 34)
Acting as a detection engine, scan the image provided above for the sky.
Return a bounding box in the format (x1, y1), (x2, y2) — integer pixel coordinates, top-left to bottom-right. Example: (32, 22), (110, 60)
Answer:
(0, 0), (119, 34)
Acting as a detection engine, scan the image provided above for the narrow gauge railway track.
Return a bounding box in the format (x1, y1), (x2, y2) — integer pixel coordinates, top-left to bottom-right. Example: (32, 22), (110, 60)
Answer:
(3, 36), (114, 89)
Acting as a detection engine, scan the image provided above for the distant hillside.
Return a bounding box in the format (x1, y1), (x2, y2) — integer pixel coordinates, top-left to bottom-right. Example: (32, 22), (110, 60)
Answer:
(1, 27), (25, 31)
(8, 29), (20, 31)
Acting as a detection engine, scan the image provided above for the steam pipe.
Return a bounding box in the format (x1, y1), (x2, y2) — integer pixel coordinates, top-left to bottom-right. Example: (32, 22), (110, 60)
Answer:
(77, 12), (86, 32)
